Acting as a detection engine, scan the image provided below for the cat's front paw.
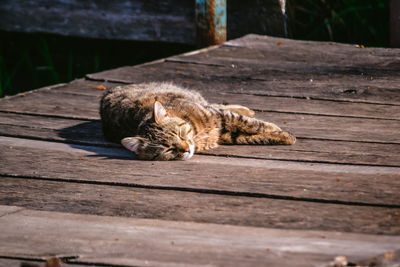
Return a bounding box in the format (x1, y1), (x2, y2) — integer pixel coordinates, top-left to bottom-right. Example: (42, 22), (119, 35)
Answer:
(279, 131), (296, 145)
(231, 106), (255, 117)
(213, 104), (255, 117)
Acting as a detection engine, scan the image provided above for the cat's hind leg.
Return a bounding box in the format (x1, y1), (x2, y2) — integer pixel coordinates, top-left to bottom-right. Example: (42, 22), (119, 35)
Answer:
(219, 111), (296, 145)
(224, 131), (296, 145)
(212, 104), (255, 117)
(220, 130), (296, 145)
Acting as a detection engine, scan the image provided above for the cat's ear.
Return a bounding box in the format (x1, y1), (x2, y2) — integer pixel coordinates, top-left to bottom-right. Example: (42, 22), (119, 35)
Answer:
(153, 101), (168, 123)
(121, 137), (145, 154)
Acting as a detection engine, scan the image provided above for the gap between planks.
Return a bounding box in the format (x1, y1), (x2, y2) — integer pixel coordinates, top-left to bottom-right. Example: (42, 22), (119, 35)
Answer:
(85, 50), (400, 107)
(86, 73), (400, 107)
(2, 136), (400, 175)
(2, 110), (400, 166)
(2, 173), (399, 209)
(2, 79), (400, 129)
(3, 84), (399, 120)
(2, 125), (400, 167)
(3, 91), (400, 121)
(0, 205), (399, 267)
(1, 93), (400, 144)
(1, 136), (400, 208)
(1, 176), (400, 235)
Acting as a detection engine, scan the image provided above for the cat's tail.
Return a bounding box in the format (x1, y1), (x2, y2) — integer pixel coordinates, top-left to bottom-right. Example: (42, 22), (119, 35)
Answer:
(221, 130), (296, 145)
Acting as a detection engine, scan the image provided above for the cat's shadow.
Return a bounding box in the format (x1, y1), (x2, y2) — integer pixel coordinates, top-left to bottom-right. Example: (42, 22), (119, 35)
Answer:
(58, 120), (136, 160)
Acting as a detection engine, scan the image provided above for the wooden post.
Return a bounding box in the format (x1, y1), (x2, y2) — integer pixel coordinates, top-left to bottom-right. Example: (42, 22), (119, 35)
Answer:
(195, 0), (227, 48)
(391, 0), (400, 47)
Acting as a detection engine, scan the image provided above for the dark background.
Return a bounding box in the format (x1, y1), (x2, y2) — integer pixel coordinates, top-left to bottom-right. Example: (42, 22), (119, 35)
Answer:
(0, 0), (390, 98)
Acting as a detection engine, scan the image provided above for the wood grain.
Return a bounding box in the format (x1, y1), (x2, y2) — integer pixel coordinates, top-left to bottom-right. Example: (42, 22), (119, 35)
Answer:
(0, 1), (286, 44)
(0, 0), (196, 43)
(0, 89), (101, 120)
(1, 138), (399, 207)
(0, 34), (399, 266)
(0, 206), (399, 267)
(86, 45), (400, 105)
(1, 177), (400, 235)
(27, 79), (400, 120)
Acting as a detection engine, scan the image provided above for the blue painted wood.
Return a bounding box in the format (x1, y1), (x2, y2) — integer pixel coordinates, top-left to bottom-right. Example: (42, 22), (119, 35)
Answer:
(195, 0), (227, 47)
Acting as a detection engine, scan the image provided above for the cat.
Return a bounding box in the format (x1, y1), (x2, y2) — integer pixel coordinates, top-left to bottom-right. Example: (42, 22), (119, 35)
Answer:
(100, 82), (296, 160)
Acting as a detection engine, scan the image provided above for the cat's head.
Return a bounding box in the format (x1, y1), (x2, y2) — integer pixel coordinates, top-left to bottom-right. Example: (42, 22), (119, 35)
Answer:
(121, 101), (195, 160)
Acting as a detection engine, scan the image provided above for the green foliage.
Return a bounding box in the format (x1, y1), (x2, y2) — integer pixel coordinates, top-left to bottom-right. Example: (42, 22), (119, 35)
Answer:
(0, 31), (193, 98)
(287, 0), (389, 47)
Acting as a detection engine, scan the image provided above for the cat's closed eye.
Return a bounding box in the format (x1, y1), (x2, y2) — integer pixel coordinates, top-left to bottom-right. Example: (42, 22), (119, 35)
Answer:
(179, 126), (192, 138)
(165, 147), (176, 153)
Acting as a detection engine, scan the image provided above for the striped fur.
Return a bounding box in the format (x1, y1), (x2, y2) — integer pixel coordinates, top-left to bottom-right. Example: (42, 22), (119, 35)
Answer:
(100, 82), (295, 160)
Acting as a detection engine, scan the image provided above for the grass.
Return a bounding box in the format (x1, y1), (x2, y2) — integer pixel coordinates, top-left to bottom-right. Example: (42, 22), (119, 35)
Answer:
(0, 0), (390, 98)
(287, 0), (389, 47)
(0, 31), (193, 98)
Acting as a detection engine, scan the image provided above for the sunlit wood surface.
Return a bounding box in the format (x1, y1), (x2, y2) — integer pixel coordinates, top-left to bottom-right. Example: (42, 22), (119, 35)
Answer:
(0, 34), (399, 267)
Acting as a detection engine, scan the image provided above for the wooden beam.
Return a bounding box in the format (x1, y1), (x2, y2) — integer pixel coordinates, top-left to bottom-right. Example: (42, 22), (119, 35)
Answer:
(0, 0), (196, 44)
(2, 112), (400, 166)
(195, 0), (227, 47)
(0, 1), (287, 44)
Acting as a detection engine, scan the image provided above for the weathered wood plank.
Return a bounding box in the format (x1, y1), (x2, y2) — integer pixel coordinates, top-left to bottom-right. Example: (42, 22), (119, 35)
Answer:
(0, 113), (109, 146)
(1, 33), (399, 267)
(0, 0), (196, 44)
(202, 140), (400, 167)
(0, 2), (287, 44)
(86, 40), (400, 105)
(0, 89), (101, 120)
(222, 35), (400, 86)
(50, 79), (400, 120)
(175, 35), (400, 105)
(1, 177), (400, 235)
(206, 92), (400, 121)
(1, 137), (399, 206)
(1, 112), (400, 166)
(225, 34), (400, 57)
(0, 206), (399, 267)
(166, 59), (400, 105)
(87, 62), (400, 105)
(189, 37), (400, 73)
(6, 78), (400, 121)
(256, 112), (400, 144)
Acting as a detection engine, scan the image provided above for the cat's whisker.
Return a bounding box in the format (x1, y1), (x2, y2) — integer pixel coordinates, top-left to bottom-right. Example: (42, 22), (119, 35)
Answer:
(193, 129), (205, 139)
(195, 135), (210, 141)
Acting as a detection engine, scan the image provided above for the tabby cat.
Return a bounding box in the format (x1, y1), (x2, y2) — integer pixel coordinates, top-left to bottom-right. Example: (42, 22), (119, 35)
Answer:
(100, 82), (295, 160)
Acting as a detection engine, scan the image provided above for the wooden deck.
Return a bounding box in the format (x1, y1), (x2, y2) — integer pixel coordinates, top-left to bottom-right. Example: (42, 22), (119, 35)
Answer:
(0, 34), (399, 267)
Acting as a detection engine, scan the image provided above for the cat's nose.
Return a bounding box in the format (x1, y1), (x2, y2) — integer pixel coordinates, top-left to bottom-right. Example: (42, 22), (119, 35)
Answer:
(181, 142), (190, 152)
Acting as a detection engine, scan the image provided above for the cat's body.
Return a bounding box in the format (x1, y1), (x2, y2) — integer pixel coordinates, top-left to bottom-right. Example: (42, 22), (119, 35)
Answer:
(100, 82), (295, 160)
